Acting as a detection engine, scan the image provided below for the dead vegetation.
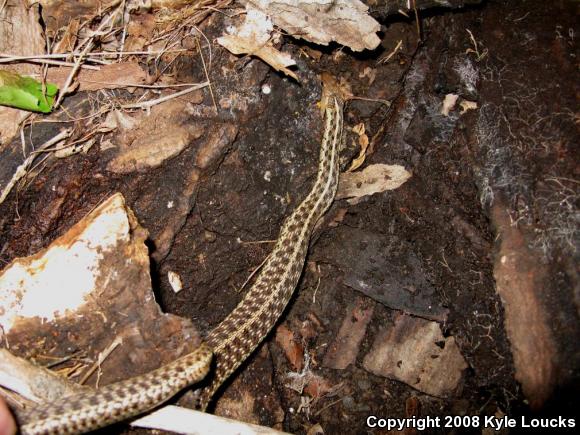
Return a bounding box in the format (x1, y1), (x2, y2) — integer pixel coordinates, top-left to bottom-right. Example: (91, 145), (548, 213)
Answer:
(0, 0), (578, 434)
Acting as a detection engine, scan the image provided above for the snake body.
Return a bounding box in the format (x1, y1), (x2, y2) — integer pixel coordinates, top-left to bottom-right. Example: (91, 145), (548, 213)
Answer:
(18, 93), (343, 434)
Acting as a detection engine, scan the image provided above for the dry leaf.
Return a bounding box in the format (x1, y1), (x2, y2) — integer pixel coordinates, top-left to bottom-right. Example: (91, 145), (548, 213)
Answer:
(337, 164), (411, 201)
(352, 122), (365, 136)
(275, 324), (304, 371)
(46, 62), (147, 92)
(460, 99), (478, 113)
(242, 0), (380, 52)
(347, 122), (369, 172)
(52, 18), (80, 53)
(217, 8), (297, 80)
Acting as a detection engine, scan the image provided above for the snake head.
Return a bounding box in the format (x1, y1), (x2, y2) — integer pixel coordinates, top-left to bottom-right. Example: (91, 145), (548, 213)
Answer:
(320, 73), (357, 171)
(320, 72), (351, 112)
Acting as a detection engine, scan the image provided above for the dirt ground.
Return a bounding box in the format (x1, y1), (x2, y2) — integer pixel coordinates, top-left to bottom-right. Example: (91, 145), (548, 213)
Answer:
(0, 0), (578, 434)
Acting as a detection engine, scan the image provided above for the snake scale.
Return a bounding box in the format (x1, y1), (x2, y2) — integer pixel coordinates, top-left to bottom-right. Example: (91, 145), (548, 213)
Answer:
(17, 90), (343, 434)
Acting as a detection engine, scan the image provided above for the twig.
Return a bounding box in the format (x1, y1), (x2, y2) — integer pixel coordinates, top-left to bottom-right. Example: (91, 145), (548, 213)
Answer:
(238, 253), (270, 293)
(412, 0), (422, 42)
(79, 336), (123, 387)
(0, 58), (100, 69)
(195, 39), (216, 112)
(378, 39), (402, 64)
(121, 82), (209, 109)
(349, 95), (391, 106)
(0, 129), (72, 205)
(0, 49), (188, 63)
(132, 405), (290, 434)
(52, 3), (124, 110)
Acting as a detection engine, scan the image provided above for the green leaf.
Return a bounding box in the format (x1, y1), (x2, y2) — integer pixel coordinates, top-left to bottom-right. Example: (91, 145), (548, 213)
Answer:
(0, 70), (59, 113)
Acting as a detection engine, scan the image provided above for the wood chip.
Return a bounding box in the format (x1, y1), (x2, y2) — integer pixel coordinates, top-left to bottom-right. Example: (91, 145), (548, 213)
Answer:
(363, 314), (468, 397)
(337, 164), (411, 201)
(322, 297), (374, 370)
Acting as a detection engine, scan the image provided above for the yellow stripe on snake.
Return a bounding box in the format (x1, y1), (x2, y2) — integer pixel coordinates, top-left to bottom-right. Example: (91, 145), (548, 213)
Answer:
(17, 90), (344, 435)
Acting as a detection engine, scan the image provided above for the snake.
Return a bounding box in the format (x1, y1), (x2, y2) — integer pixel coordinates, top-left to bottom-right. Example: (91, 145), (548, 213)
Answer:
(16, 88), (344, 434)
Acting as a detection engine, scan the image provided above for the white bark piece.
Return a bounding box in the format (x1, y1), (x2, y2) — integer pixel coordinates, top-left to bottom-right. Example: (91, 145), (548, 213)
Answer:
(0, 194), (132, 330)
(132, 405), (290, 434)
(0, 193), (205, 417)
(242, 0), (381, 52)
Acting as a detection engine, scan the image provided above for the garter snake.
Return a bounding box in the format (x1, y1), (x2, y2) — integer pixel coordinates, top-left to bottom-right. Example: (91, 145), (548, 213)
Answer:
(17, 86), (344, 434)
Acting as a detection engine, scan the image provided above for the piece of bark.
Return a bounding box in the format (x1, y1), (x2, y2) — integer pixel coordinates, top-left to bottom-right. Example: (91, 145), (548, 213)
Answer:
(337, 164), (411, 202)
(313, 227), (449, 321)
(323, 297), (374, 370)
(106, 99), (205, 174)
(38, 0), (119, 33)
(0, 193), (203, 396)
(491, 200), (556, 409)
(363, 314), (467, 397)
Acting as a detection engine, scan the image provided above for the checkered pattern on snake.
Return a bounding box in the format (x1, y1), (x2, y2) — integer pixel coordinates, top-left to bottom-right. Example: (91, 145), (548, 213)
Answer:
(17, 94), (343, 435)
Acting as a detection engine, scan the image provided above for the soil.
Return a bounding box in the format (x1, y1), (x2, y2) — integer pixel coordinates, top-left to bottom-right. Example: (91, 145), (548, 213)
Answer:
(0, 0), (578, 434)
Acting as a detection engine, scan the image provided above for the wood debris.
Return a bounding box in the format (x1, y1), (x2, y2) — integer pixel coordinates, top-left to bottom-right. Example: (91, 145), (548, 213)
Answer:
(242, 0), (381, 52)
(363, 313), (468, 397)
(322, 297), (374, 370)
(217, 8), (298, 80)
(337, 163), (412, 202)
(106, 99), (205, 173)
(0, 193), (203, 402)
(275, 324), (304, 371)
(46, 62), (147, 92)
(441, 93), (459, 116)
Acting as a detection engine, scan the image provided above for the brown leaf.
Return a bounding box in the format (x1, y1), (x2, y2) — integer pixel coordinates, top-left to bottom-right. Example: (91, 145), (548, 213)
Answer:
(46, 62), (147, 92)
(304, 374), (333, 399)
(275, 324), (304, 371)
(217, 8), (297, 80)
